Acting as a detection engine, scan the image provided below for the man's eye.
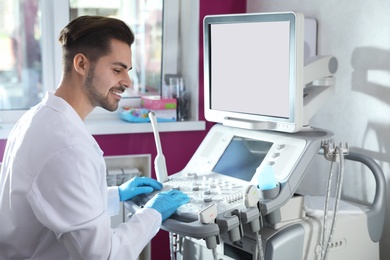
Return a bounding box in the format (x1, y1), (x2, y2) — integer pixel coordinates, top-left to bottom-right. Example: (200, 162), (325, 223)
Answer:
(114, 69), (121, 74)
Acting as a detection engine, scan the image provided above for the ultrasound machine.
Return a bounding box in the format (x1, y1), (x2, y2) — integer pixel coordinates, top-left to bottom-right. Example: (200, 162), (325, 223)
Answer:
(125, 12), (386, 260)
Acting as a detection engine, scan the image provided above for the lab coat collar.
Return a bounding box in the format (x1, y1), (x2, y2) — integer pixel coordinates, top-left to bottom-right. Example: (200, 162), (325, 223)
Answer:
(43, 91), (103, 155)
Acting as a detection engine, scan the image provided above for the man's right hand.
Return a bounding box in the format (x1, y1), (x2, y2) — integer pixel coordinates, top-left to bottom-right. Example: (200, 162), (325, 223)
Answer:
(144, 190), (190, 222)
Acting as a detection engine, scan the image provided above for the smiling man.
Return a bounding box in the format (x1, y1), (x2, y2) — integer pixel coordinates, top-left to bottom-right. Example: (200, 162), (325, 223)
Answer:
(56, 16), (133, 118)
(0, 16), (189, 260)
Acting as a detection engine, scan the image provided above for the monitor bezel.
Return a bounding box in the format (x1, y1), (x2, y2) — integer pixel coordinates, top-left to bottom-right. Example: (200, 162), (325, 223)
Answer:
(203, 12), (305, 133)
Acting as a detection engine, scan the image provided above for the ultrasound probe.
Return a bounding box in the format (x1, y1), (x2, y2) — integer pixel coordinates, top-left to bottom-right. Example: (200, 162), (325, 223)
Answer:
(149, 111), (169, 183)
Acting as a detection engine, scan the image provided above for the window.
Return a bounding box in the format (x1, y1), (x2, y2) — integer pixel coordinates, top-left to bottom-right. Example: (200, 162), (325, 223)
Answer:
(0, 0), (43, 110)
(0, 0), (202, 135)
(69, 0), (163, 96)
(0, 0), (163, 109)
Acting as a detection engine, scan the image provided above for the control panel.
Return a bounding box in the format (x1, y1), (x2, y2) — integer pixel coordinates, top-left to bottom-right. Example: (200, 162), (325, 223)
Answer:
(131, 170), (250, 222)
(126, 123), (333, 244)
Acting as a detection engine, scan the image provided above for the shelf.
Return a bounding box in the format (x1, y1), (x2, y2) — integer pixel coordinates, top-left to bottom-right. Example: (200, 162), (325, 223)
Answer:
(0, 119), (206, 139)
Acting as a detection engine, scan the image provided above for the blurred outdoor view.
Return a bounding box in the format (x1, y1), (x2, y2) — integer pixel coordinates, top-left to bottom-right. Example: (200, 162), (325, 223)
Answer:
(0, 0), (163, 110)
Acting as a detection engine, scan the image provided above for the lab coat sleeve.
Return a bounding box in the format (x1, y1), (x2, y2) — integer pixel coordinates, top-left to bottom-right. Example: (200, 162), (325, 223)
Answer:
(61, 208), (161, 260)
(111, 208), (162, 259)
(28, 145), (161, 260)
(107, 186), (120, 216)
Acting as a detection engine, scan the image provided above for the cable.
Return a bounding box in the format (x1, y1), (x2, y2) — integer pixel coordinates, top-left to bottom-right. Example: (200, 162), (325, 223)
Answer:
(257, 212), (265, 260)
(211, 247), (219, 260)
(324, 147), (345, 259)
(319, 159), (334, 259)
(255, 232), (265, 260)
(319, 146), (345, 260)
(169, 232), (176, 260)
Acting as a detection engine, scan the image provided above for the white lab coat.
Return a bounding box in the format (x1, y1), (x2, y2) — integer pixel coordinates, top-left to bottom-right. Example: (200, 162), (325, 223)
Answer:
(0, 92), (161, 259)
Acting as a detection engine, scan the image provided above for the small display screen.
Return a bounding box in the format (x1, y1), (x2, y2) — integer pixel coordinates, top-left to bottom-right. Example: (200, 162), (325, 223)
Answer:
(212, 136), (273, 181)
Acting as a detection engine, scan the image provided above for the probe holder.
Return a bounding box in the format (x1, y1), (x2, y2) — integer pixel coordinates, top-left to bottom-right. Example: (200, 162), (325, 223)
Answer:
(259, 183), (282, 225)
(258, 182), (280, 201)
(216, 210), (243, 242)
(240, 207), (261, 233)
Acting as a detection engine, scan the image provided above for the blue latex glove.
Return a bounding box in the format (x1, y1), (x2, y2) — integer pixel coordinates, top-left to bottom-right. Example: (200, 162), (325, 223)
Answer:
(144, 190), (190, 222)
(118, 176), (162, 201)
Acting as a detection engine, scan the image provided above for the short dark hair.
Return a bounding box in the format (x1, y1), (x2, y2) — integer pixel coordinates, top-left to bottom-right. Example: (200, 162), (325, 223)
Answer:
(58, 15), (135, 72)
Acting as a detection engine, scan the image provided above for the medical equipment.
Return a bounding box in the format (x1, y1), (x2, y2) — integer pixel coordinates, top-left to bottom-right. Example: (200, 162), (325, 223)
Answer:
(125, 122), (386, 260)
(128, 125), (383, 259)
(124, 11), (385, 260)
(203, 12), (337, 133)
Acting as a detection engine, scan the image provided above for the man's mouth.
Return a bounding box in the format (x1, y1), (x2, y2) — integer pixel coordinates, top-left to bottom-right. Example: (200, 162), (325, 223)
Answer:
(112, 90), (123, 96)
(112, 88), (125, 99)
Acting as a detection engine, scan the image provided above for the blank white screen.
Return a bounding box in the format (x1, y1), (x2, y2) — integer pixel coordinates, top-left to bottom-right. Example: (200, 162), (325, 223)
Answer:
(210, 21), (290, 118)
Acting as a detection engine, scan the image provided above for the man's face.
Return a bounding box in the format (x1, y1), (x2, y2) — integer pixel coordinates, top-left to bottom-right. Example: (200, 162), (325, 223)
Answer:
(84, 39), (132, 112)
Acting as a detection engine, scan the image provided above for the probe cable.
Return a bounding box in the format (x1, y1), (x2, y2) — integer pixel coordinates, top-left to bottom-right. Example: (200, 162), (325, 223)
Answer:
(211, 247), (219, 260)
(256, 214), (265, 260)
(169, 232), (176, 260)
(256, 232), (265, 260)
(319, 146), (345, 260)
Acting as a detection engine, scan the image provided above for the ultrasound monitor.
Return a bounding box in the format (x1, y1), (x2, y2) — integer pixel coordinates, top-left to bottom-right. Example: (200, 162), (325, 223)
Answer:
(203, 12), (305, 133)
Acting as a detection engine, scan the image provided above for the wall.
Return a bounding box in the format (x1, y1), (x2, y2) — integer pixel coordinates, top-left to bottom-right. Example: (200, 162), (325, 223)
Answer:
(247, 0), (390, 258)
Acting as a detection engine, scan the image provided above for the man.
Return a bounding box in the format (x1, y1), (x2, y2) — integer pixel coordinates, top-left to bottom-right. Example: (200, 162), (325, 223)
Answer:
(0, 15), (189, 259)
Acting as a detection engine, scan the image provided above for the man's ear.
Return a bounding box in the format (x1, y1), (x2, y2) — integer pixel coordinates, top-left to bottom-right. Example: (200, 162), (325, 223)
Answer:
(73, 53), (89, 76)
